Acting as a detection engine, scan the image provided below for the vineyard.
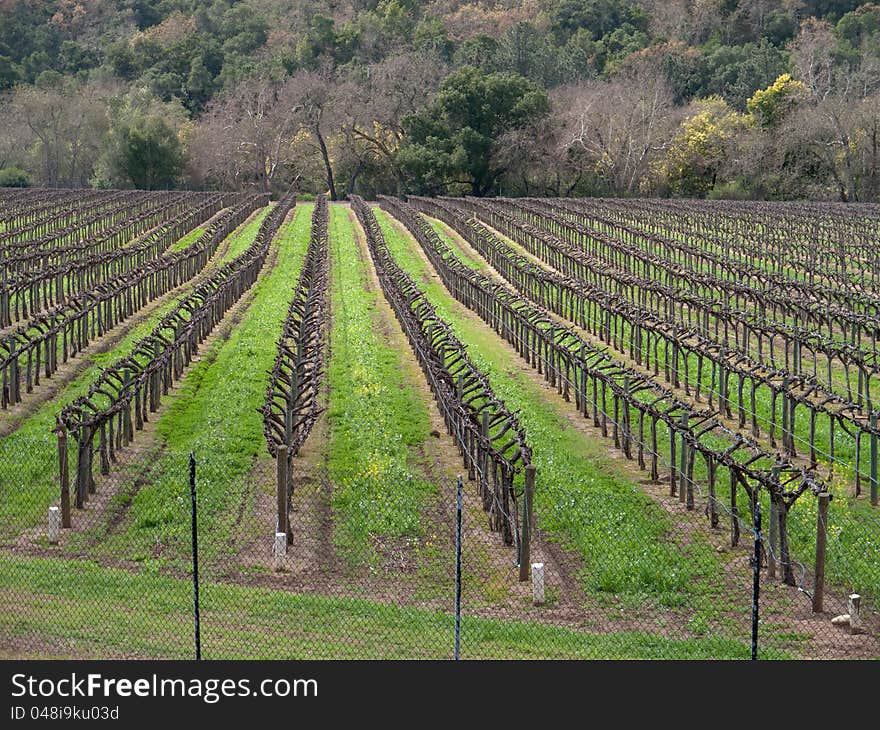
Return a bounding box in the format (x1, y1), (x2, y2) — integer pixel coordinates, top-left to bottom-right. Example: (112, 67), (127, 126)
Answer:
(1, 187), (878, 660)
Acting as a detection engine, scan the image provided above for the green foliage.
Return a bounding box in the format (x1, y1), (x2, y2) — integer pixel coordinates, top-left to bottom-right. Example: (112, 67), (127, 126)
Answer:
(0, 165), (31, 187)
(657, 96), (749, 197)
(452, 34), (501, 73)
(398, 66), (550, 195)
(493, 22), (565, 86)
(838, 3), (880, 45)
(549, 0), (648, 43)
(692, 41), (789, 111)
(595, 23), (650, 73)
(105, 114), (184, 190)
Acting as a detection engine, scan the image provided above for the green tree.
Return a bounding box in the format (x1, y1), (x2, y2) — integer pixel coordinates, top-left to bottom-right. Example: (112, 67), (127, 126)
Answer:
(656, 96), (749, 197)
(105, 114), (184, 190)
(549, 0), (647, 43)
(0, 166), (30, 187)
(398, 67), (550, 195)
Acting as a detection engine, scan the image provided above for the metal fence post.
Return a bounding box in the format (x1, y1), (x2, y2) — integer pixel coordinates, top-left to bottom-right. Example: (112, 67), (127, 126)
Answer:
(454, 475), (463, 661)
(751, 501), (761, 661)
(189, 453), (201, 660)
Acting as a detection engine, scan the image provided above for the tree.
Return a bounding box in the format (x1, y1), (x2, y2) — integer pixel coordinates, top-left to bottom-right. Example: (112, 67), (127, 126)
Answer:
(397, 67), (550, 195)
(558, 65), (678, 195)
(656, 96), (749, 197)
(97, 91), (187, 189)
(786, 16), (880, 200)
(278, 69), (343, 200)
(111, 115), (184, 189)
(0, 165), (30, 187)
(192, 77), (300, 193)
(4, 75), (112, 187)
(747, 73), (808, 126)
(548, 0), (648, 43)
(344, 51), (448, 194)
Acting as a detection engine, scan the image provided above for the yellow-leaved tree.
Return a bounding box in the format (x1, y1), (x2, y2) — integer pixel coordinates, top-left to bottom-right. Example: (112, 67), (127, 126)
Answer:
(654, 96), (748, 197)
(746, 73), (808, 128)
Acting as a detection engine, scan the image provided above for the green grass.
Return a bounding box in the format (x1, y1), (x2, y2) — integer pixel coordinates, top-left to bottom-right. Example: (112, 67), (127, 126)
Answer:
(326, 206), (436, 565)
(170, 225), (207, 251)
(0, 554), (769, 659)
(0, 206), (273, 537)
(86, 206), (311, 567)
(426, 218), (489, 271)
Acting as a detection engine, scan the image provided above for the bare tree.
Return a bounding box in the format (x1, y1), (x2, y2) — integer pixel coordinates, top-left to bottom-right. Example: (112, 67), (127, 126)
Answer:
(787, 18), (880, 201)
(558, 66), (678, 195)
(193, 78), (302, 193)
(344, 51), (447, 194)
(494, 104), (584, 197)
(5, 77), (112, 187)
(279, 69), (341, 199)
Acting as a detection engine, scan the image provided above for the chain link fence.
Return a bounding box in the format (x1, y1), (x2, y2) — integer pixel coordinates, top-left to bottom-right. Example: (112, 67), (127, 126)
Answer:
(1, 435), (877, 659)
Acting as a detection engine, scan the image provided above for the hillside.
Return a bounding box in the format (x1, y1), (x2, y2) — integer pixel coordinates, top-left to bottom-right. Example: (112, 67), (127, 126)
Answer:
(1, 1), (879, 200)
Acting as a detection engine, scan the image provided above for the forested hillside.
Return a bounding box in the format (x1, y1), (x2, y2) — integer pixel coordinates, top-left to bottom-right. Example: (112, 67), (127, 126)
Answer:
(1, 1), (879, 200)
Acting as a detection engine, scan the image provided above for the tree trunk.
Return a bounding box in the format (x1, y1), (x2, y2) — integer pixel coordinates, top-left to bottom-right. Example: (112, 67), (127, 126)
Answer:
(348, 159), (365, 198)
(314, 127), (337, 201)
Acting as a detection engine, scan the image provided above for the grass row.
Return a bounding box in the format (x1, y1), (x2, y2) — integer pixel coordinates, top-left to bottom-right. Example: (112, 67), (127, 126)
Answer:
(325, 206), (436, 566)
(0, 554), (766, 659)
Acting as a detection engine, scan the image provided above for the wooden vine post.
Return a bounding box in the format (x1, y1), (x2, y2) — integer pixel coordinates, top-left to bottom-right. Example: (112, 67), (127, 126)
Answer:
(871, 411), (878, 507)
(812, 492), (831, 613)
(57, 427), (71, 528)
(519, 465), (536, 582)
(276, 444), (291, 545)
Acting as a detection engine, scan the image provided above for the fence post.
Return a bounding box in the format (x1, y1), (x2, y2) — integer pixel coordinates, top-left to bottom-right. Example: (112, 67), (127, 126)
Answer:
(273, 532), (287, 571)
(679, 413), (688, 504)
(276, 444), (289, 541)
(768, 465), (781, 579)
(454, 475), (463, 661)
(519, 465), (536, 582)
(870, 412), (878, 507)
(751, 502), (762, 661)
(767, 498), (778, 579)
(847, 593), (861, 634)
(812, 492), (831, 613)
(58, 428), (70, 528)
(189, 453), (201, 661)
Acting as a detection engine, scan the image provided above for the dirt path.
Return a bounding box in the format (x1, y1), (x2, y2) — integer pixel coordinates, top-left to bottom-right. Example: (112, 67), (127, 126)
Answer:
(0, 207), (257, 438)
